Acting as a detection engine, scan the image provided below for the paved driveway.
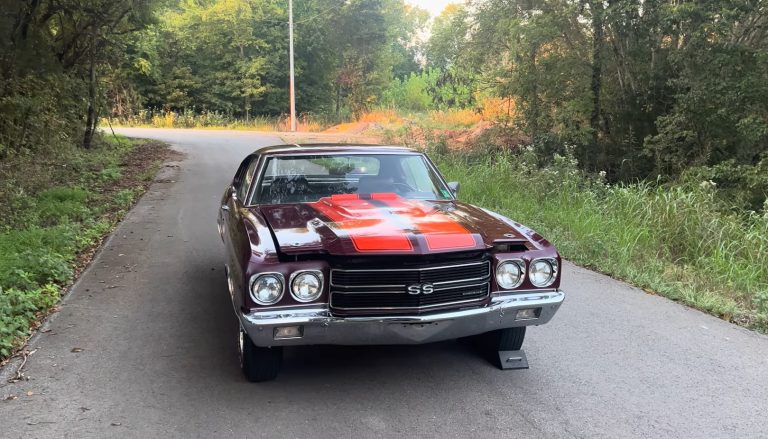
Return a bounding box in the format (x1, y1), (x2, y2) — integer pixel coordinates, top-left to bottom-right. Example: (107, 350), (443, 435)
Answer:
(1, 128), (767, 438)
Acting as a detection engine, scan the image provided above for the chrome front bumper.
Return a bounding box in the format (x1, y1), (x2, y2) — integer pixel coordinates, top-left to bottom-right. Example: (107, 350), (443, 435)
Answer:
(238, 290), (565, 347)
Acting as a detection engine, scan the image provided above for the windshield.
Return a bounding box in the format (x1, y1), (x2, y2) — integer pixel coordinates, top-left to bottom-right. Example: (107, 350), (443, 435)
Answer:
(253, 153), (452, 204)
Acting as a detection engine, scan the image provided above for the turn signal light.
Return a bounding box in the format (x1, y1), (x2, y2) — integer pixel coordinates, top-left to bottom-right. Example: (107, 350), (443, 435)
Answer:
(274, 326), (303, 340)
(515, 308), (540, 321)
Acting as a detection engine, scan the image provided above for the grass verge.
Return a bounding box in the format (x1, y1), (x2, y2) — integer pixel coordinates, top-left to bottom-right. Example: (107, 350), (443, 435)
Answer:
(0, 135), (171, 361)
(433, 148), (768, 332)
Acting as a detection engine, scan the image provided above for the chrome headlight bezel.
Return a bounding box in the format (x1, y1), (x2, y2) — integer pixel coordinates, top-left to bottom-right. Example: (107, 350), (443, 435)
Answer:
(289, 270), (324, 303)
(249, 273), (285, 305)
(495, 259), (526, 290)
(529, 258), (558, 287)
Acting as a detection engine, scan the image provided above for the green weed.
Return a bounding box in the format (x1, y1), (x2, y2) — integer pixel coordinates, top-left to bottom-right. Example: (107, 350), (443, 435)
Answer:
(98, 166), (122, 182)
(0, 135), (166, 359)
(113, 188), (137, 209)
(0, 284), (60, 357)
(434, 148), (768, 331)
(36, 187), (91, 225)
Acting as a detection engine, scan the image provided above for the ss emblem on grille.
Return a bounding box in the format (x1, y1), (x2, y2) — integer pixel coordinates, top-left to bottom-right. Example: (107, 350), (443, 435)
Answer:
(407, 283), (434, 295)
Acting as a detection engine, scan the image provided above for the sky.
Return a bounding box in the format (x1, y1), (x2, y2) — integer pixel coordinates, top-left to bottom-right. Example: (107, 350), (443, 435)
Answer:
(405, 0), (464, 17)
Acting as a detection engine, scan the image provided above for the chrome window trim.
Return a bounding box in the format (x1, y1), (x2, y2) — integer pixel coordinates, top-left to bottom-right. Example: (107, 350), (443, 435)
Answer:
(421, 153), (456, 200)
(495, 258), (527, 290)
(249, 272), (285, 306)
(245, 153), (268, 206)
(288, 269), (325, 303)
(246, 150), (454, 207)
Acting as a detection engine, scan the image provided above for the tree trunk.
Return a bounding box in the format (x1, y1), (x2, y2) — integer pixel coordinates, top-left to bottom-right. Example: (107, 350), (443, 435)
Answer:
(528, 45), (539, 140)
(240, 44), (249, 122)
(589, 0), (604, 152)
(335, 82), (342, 122)
(83, 36), (97, 149)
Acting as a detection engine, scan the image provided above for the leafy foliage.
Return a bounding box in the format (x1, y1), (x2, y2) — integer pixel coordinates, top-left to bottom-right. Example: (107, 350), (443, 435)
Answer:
(457, 0), (768, 182)
(433, 146), (768, 331)
(1, 0), (157, 153)
(0, 285), (60, 357)
(110, 0), (428, 121)
(0, 137), (166, 359)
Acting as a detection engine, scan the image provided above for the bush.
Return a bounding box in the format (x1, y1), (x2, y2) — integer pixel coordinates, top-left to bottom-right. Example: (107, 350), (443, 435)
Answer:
(382, 73), (433, 112)
(36, 187), (91, 225)
(110, 109), (329, 132)
(113, 188), (137, 209)
(0, 226), (77, 290)
(0, 285), (60, 357)
(681, 159), (768, 213)
(0, 135), (166, 360)
(434, 146), (768, 330)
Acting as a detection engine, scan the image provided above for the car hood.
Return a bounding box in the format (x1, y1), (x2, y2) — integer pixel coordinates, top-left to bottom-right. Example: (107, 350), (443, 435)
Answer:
(255, 194), (536, 256)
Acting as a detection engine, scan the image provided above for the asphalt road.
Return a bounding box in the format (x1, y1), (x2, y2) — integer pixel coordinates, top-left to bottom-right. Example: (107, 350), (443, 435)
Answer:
(2, 128), (767, 439)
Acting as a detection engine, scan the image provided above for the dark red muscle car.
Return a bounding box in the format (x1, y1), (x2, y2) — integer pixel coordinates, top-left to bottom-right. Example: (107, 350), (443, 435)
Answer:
(219, 144), (564, 382)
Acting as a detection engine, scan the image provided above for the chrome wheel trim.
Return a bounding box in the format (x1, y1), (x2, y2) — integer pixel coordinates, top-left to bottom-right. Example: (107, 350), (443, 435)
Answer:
(238, 327), (245, 369)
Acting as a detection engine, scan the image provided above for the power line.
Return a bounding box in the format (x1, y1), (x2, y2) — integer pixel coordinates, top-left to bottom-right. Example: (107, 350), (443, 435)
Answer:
(294, 3), (345, 25)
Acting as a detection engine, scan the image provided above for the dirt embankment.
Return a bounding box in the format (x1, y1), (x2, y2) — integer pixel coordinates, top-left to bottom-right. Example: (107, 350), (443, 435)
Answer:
(279, 120), (508, 149)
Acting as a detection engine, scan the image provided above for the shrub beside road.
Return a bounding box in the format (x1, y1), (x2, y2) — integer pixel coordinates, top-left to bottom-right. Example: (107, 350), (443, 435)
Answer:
(433, 147), (768, 332)
(0, 136), (169, 360)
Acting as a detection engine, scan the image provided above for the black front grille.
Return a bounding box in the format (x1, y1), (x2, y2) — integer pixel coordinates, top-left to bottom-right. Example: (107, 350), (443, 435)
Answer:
(331, 261), (490, 287)
(330, 261), (491, 314)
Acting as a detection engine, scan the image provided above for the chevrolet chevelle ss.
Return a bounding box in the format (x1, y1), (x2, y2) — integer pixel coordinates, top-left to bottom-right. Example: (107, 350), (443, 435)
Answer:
(219, 144), (565, 381)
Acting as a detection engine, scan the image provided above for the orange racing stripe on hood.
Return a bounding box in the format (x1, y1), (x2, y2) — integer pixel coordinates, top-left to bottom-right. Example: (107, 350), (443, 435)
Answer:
(373, 196), (477, 251)
(310, 195), (413, 252)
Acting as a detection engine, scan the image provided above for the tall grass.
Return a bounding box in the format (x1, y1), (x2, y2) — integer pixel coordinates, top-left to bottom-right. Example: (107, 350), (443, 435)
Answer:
(109, 109), (329, 132)
(434, 148), (768, 331)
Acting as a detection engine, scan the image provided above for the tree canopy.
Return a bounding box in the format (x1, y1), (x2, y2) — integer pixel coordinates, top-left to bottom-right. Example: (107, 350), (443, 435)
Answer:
(2, 0), (767, 185)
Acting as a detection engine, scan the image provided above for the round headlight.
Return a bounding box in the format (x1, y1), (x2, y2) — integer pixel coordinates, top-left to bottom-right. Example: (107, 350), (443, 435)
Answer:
(496, 260), (525, 290)
(529, 259), (557, 287)
(290, 271), (323, 302)
(250, 274), (284, 305)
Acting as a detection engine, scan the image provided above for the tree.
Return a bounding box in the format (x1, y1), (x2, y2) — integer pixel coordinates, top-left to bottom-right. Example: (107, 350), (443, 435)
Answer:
(1, 0), (156, 151)
(425, 3), (477, 109)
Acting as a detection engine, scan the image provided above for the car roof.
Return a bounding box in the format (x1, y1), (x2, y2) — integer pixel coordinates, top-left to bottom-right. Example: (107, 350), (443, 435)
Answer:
(253, 143), (419, 156)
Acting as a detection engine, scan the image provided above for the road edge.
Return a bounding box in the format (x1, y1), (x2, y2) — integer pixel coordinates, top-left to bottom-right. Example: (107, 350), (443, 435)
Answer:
(0, 145), (184, 385)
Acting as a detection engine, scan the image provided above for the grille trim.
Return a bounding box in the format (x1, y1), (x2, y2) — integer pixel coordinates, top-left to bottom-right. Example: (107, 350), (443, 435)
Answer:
(330, 261), (490, 288)
(331, 260), (489, 274)
(332, 281), (489, 295)
(330, 260), (491, 314)
(330, 283), (490, 312)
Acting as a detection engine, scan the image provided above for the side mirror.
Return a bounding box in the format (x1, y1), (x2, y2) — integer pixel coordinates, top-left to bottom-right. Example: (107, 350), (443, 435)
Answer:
(447, 181), (460, 196)
(230, 186), (238, 201)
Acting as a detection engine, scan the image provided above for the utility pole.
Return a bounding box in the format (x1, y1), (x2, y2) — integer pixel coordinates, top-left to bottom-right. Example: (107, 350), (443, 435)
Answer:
(288, 0), (297, 132)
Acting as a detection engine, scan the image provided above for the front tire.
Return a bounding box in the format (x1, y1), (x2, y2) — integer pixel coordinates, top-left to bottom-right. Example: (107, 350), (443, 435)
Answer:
(494, 327), (526, 351)
(239, 328), (282, 382)
(478, 327), (526, 352)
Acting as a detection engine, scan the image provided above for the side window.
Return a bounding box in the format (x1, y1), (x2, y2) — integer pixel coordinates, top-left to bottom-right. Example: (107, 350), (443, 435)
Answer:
(237, 158), (259, 202)
(232, 156), (252, 187)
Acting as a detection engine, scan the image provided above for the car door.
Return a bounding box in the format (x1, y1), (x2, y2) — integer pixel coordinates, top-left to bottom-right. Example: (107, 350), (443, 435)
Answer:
(220, 155), (250, 238)
(221, 155), (260, 298)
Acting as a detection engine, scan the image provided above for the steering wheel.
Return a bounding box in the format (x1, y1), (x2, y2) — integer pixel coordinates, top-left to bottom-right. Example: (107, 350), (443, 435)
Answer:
(287, 176), (310, 194)
(390, 182), (416, 195)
